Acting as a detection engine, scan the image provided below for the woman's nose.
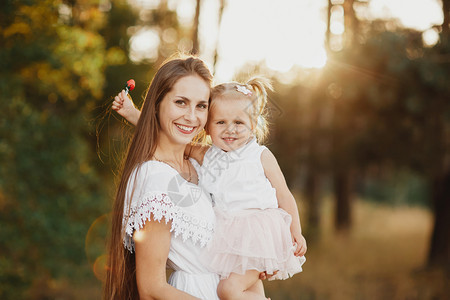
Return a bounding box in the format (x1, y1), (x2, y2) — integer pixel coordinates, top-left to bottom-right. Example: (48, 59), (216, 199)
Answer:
(184, 106), (196, 122)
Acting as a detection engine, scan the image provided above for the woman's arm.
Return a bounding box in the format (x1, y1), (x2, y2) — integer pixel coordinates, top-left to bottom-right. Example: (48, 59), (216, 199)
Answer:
(112, 90), (141, 125)
(134, 219), (200, 300)
(261, 149), (307, 257)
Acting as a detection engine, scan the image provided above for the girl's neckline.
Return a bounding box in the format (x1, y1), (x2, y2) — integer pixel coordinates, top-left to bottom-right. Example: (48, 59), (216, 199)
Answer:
(148, 159), (199, 186)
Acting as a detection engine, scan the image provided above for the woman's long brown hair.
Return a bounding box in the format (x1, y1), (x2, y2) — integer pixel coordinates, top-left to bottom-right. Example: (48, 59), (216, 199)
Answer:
(103, 56), (212, 300)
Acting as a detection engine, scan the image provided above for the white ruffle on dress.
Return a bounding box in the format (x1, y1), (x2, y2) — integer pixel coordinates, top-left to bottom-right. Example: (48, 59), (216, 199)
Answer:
(195, 138), (306, 280)
(122, 161), (219, 300)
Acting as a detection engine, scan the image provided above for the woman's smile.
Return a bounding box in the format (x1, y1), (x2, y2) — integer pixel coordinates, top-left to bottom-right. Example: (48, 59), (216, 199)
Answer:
(175, 123), (196, 134)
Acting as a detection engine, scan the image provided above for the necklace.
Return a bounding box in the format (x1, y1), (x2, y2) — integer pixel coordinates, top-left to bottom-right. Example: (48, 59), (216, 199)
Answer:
(153, 156), (193, 183)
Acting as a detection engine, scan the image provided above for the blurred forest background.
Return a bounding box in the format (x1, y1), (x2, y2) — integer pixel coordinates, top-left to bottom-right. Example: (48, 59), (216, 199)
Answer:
(0, 0), (449, 299)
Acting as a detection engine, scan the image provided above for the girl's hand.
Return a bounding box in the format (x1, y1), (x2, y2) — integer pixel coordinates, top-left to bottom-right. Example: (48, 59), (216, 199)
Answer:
(112, 90), (140, 125)
(292, 233), (307, 257)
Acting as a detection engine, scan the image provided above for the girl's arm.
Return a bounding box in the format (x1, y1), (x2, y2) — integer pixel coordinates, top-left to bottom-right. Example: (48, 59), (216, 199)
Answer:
(112, 90), (141, 125)
(261, 149), (307, 257)
(185, 144), (210, 165)
(134, 219), (200, 299)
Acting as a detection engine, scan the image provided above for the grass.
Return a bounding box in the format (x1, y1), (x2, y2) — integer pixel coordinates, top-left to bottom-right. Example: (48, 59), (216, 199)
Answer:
(54, 198), (448, 299)
(264, 199), (448, 300)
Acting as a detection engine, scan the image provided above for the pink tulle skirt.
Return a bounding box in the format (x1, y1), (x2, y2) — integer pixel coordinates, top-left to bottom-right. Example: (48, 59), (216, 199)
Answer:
(206, 208), (306, 280)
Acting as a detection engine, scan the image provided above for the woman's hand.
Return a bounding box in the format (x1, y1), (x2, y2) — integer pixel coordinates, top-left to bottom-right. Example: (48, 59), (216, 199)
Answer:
(112, 90), (141, 125)
(259, 270), (278, 280)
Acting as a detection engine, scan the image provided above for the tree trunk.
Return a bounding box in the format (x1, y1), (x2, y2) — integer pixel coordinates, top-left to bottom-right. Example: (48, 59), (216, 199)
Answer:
(305, 168), (321, 237)
(191, 0), (201, 55)
(427, 170), (450, 269)
(343, 0), (359, 47)
(155, 0), (169, 67)
(334, 168), (353, 232)
(442, 0), (449, 37)
(326, 0), (332, 53)
(213, 0), (226, 74)
(305, 101), (323, 238)
(425, 93), (450, 270)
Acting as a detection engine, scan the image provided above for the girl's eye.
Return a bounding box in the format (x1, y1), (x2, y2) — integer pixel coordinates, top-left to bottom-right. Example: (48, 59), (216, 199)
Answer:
(217, 121), (225, 125)
(235, 121), (243, 125)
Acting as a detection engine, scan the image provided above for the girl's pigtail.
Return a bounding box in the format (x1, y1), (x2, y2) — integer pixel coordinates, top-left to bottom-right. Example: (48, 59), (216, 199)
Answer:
(246, 77), (272, 143)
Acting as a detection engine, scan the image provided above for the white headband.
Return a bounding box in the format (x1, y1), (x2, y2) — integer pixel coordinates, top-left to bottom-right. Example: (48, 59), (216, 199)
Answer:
(235, 84), (252, 96)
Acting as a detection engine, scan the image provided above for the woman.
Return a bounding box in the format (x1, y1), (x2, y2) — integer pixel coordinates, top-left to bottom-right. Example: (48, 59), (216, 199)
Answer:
(104, 56), (219, 299)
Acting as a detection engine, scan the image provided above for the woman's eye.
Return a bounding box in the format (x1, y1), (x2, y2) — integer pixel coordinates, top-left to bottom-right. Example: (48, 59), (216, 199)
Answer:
(235, 121), (243, 125)
(217, 121), (225, 125)
(175, 100), (186, 105)
(197, 104), (208, 109)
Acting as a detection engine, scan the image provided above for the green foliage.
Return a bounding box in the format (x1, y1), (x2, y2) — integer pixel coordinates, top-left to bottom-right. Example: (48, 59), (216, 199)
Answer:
(359, 170), (429, 206)
(0, 99), (104, 294)
(1, 0), (447, 297)
(269, 23), (449, 208)
(327, 26), (449, 176)
(0, 0), (193, 297)
(0, 0), (108, 297)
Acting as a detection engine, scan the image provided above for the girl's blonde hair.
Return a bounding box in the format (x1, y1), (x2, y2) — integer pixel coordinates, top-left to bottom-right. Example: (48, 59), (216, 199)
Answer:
(210, 76), (272, 143)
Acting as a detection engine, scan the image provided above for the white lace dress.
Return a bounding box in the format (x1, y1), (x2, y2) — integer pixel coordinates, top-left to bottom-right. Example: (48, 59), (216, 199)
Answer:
(122, 160), (219, 299)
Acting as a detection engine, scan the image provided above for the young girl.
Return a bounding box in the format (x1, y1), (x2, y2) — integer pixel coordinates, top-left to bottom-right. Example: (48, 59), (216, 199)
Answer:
(113, 77), (307, 300)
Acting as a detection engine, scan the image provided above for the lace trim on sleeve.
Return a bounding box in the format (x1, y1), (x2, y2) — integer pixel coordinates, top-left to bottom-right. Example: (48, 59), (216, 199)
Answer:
(123, 192), (214, 253)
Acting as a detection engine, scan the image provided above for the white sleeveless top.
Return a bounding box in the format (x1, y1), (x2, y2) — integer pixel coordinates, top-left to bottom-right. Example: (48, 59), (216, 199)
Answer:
(122, 160), (219, 300)
(197, 138), (278, 212)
